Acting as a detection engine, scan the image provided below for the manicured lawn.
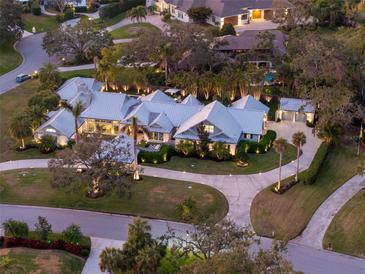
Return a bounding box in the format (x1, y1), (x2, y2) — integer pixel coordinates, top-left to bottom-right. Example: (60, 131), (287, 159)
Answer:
(0, 247), (85, 274)
(251, 146), (364, 240)
(0, 41), (22, 76)
(110, 23), (161, 39)
(60, 69), (96, 81)
(0, 80), (57, 162)
(323, 188), (365, 258)
(0, 169), (228, 222)
(96, 12), (126, 27)
(144, 144), (297, 175)
(22, 14), (59, 33)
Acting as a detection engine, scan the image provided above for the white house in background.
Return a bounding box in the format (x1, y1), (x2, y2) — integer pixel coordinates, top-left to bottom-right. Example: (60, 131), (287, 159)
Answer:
(276, 97), (315, 123)
(146, 0), (294, 27)
(34, 77), (270, 155)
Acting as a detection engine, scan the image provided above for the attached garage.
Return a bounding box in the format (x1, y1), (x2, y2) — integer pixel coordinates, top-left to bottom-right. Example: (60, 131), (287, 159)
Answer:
(252, 10), (262, 19)
(264, 10), (273, 20)
(281, 111), (294, 121)
(295, 112), (307, 122)
(224, 16), (239, 26)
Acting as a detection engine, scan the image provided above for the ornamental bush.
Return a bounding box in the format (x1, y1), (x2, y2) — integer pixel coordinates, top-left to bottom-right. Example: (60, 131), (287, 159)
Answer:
(62, 224), (83, 244)
(3, 219), (29, 238)
(138, 145), (175, 164)
(176, 197), (197, 221)
(31, 0), (41, 16)
(303, 143), (330, 185)
(175, 140), (196, 157)
(39, 135), (57, 153)
(236, 130), (277, 155)
(99, 0), (145, 19)
(220, 23), (236, 36)
(211, 142), (231, 161)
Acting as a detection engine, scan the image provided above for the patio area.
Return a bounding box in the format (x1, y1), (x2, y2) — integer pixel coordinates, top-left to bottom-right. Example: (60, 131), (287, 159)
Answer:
(235, 19), (280, 32)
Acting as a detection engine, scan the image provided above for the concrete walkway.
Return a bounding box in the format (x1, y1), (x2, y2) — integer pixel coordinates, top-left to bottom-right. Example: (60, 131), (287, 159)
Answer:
(0, 122), (321, 228)
(82, 237), (124, 274)
(40, 5), (57, 16)
(293, 173), (365, 249)
(58, 64), (95, 72)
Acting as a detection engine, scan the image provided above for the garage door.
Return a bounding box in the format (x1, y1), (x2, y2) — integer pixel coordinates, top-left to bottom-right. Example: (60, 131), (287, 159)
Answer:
(282, 111), (294, 121)
(252, 10), (262, 19)
(224, 16), (239, 26)
(296, 113), (307, 122)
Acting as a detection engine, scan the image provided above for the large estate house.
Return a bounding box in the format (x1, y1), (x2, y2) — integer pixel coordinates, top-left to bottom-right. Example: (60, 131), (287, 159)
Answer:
(34, 77), (270, 155)
(146, 0), (294, 27)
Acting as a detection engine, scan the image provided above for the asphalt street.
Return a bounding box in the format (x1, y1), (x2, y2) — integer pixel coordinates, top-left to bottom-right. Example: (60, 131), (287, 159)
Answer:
(1, 204), (365, 274)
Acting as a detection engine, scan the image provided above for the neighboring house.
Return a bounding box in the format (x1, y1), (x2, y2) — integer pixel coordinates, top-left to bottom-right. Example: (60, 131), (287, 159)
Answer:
(146, 0), (294, 27)
(44, 0), (87, 8)
(276, 97), (315, 123)
(35, 78), (270, 154)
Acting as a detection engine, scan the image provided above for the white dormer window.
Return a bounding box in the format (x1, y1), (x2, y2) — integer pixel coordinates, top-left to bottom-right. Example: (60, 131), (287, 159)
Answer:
(204, 125), (214, 133)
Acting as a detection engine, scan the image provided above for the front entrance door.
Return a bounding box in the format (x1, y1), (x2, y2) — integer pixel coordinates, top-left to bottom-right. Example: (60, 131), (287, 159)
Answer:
(252, 10), (262, 19)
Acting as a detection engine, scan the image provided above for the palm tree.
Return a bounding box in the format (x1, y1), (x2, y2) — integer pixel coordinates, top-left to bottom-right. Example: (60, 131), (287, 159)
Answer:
(39, 62), (61, 86)
(61, 101), (84, 143)
(26, 105), (46, 132)
(9, 113), (32, 149)
(132, 116), (140, 180)
(158, 42), (172, 85)
(273, 138), (288, 191)
(292, 132), (306, 182)
(95, 48), (119, 91)
(128, 6), (147, 22)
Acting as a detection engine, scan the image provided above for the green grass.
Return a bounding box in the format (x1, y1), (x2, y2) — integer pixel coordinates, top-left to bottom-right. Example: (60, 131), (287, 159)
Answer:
(2, 247), (85, 274)
(144, 144), (297, 175)
(0, 41), (22, 76)
(0, 169), (228, 223)
(323, 188), (365, 258)
(110, 23), (161, 38)
(22, 14), (59, 33)
(95, 12), (126, 28)
(0, 80), (57, 161)
(251, 146), (364, 240)
(60, 69), (96, 81)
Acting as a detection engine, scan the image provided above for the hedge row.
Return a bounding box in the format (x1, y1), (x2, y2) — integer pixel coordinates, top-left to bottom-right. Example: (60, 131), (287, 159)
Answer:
(236, 130), (277, 155)
(100, 0), (145, 19)
(1, 237), (90, 258)
(138, 145), (175, 164)
(303, 142), (330, 185)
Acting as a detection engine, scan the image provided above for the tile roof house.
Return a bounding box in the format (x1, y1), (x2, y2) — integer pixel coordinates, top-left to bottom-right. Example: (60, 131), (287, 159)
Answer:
(276, 97), (315, 123)
(146, 0), (294, 27)
(34, 77), (270, 154)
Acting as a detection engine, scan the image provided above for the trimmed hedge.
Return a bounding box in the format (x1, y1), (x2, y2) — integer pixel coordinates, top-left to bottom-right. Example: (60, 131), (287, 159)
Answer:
(2, 237), (90, 258)
(99, 0), (145, 19)
(138, 145), (175, 164)
(31, 0), (41, 16)
(236, 130), (277, 155)
(303, 142), (330, 185)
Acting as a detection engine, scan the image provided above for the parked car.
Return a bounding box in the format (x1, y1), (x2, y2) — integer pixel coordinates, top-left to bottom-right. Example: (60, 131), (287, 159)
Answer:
(16, 74), (32, 83)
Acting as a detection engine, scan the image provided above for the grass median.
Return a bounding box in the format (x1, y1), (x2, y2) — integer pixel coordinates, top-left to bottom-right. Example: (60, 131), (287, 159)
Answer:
(0, 41), (23, 76)
(0, 169), (228, 223)
(250, 145), (364, 240)
(323, 188), (365, 258)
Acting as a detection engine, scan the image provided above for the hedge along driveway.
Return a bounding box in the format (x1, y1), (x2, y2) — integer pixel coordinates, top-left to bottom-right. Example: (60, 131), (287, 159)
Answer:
(250, 145), (365, 240)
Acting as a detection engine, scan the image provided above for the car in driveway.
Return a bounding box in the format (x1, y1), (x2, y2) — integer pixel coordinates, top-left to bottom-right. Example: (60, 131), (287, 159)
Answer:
(16, 74), (32, 83)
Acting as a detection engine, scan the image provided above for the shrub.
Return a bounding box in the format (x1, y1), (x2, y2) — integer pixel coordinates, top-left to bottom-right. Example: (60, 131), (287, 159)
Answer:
(187, 6), (212, 22)
(62, 224), (83, 244)
(75, 6), (88, 13)
(211, 142), (231, 161)
(56, 13), (65, 23)
(35, 216), (52, 242)
(138, 145), (175, 164)
(99, 0), (145, 19)
(64, 7), (75, 20)
(176, 197), (197, 221)
(303, 143), (330, 185)
(236, 130), (277, 154)
(23, 5), (31, 13)
(31, 0), (41, 16)
(3, 219), (29, 238)
(162, 13), (171, 21)
(220, 23), (236, 36)
(39, 135), (57, 153)
(175, 140), (196, 157)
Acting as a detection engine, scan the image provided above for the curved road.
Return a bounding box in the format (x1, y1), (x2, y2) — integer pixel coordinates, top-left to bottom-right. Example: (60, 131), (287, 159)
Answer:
(0, 33), (52, 94)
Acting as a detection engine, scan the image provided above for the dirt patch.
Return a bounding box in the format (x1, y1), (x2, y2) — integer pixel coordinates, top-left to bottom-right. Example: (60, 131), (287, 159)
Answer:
(0, 249), (10, 255)
(202, 193), (214, 205)
(31, 254), (61, 274)
(151, 186), (168, 194)
(128, 27), (143, 35)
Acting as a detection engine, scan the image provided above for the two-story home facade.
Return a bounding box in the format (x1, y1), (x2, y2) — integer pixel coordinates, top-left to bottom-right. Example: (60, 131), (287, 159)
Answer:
(146, 0), (294, 27)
